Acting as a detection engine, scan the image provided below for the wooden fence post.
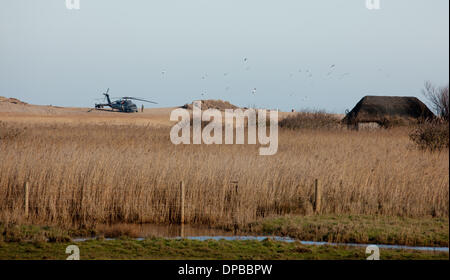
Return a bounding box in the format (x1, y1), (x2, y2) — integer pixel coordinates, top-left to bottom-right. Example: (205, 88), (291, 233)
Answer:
(313, 179), (321, 214)
(24, 182), (29, 218)
(232, 183), (239, 230)
(180, 181), (185, 237)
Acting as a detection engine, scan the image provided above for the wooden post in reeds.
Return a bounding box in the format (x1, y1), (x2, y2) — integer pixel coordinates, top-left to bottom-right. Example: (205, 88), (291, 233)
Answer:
(313, 179), (321, 214)
(180, 181), (185, 238)
(233, 182), (239, 231)
(24, 182), (29, 218)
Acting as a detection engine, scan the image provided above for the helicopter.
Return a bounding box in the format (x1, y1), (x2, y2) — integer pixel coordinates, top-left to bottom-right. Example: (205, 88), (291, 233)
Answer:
(94, 88), (158, 113)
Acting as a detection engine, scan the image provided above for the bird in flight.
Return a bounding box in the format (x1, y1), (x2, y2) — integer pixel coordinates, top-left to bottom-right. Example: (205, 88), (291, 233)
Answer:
(339, 73), (350, 79)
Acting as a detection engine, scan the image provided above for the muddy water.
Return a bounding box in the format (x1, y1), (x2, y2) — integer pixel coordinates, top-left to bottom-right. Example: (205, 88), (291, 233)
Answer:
(138, 223), (233, 238)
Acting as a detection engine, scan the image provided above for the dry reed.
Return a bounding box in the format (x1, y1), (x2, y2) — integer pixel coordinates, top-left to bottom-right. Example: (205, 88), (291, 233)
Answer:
(0, 121), (448, 229)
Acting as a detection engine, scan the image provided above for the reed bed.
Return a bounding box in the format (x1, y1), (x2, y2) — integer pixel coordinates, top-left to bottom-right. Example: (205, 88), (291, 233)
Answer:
(0, 121), (448, 229)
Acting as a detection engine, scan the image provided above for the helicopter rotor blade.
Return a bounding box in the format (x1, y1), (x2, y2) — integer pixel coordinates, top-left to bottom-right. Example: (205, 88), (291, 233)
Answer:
(122, 97), (158, 104)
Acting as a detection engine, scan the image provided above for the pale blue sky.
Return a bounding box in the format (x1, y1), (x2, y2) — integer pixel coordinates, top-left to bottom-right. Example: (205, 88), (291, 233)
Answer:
(0, 0), (448, 112)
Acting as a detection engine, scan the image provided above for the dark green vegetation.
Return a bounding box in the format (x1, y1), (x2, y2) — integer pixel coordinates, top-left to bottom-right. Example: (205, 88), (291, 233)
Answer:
(0, 238), (448, 260)
(0, 223), (88, 243)
(0, 214), (448, 260)
(244, 215), (449, 247)
(1, 214), (448, 247)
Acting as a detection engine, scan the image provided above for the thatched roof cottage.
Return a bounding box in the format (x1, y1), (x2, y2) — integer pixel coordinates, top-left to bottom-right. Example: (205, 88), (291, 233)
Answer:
(343, 96), (434, 129)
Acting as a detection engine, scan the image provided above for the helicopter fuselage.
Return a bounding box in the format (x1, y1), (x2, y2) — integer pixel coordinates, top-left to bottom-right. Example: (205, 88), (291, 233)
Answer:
(111, 99), (138, 112)
(95, 98), (138, 113)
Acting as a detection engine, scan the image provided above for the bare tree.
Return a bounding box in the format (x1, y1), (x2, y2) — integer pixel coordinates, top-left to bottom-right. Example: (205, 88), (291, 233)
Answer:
(422, 81), (449, 121)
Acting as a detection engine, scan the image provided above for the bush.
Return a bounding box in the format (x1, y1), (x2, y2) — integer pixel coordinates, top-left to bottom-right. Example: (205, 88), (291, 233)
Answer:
(422, 81), (449, 121)
(279, 111), (341, 130)
(409, 121), (449, 151)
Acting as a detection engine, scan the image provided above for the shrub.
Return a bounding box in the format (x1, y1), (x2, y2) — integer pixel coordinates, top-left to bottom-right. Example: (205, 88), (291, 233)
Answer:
(409, 120), (449, 151)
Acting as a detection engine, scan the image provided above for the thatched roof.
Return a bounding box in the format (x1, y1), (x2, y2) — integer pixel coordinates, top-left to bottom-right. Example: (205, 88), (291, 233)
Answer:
(343, 96), (434, 125)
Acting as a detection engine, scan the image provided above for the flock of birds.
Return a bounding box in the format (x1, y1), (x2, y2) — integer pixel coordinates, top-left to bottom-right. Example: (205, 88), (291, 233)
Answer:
(159, 57), (391, 103)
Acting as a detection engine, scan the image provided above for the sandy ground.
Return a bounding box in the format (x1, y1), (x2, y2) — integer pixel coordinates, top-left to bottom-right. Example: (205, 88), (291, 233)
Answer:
(0, 97), (343, 126)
